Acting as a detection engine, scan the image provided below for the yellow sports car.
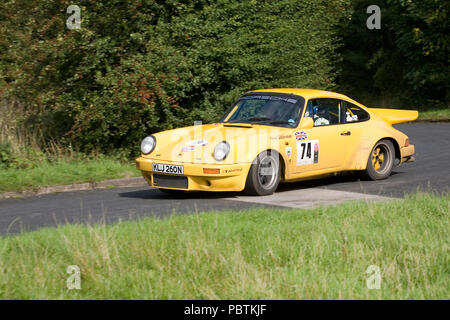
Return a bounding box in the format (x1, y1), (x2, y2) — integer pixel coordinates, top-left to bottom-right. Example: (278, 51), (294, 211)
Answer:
(136, 89), (417, 195)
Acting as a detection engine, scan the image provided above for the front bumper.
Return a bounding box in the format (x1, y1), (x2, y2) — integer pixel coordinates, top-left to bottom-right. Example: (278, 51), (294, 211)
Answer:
(400, 144), (415, 163)
(135, 157), (251, 192)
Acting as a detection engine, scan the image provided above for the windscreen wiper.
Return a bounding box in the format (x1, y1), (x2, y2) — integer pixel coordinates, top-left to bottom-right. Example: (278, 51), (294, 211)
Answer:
(247, 116), (272, 122)
(227, 116), (272, 124)
(260, 120), (294, 125)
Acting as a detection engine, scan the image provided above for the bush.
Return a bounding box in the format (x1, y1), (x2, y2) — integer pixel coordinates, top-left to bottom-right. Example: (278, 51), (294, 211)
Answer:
(0, 0), (351, 154)
(0, 141), (13, 168)
(336, 0), (449, 109)
(0, 140), (47, 169)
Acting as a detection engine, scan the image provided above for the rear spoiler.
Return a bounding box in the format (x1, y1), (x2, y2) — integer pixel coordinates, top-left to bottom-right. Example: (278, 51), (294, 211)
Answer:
(368, 108), (419, 125)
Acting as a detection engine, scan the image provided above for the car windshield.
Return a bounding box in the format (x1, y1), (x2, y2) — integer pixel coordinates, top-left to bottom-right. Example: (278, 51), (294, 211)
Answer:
(222, 94), (303, 127)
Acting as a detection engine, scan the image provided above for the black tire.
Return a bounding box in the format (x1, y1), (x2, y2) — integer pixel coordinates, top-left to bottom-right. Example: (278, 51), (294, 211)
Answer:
(244, 150), (281, 196)
(364, 140), (395, 180)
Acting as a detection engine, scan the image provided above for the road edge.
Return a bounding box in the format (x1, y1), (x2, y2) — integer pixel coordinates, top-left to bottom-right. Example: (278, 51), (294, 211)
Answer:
(415, 119), (450, 123)
(0, 177), (148, 200)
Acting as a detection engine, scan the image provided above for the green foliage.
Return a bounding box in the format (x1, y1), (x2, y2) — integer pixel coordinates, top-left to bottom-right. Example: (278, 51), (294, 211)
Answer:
(0, 0), (351, 154)
(0, 140), (47, 169)
(1, 0), (447, 156)
(0, 141), (13, 168)
(337, 0), (449, 109)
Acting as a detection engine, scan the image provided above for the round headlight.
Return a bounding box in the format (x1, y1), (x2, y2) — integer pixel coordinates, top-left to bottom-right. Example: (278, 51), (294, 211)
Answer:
(213, 141), (230, 161)
(141, 135), (156, 154)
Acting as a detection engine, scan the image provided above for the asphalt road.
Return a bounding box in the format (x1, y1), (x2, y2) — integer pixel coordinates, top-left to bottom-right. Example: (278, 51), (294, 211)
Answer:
(285, 123), (450, 197)
(0, 123), (448, 235)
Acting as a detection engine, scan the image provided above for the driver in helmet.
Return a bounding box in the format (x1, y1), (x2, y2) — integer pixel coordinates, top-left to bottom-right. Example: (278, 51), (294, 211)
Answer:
(312, 101), (330, 126)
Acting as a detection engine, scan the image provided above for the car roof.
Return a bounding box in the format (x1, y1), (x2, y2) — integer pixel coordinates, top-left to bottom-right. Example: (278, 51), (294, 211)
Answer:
(248, 88), (353, 101)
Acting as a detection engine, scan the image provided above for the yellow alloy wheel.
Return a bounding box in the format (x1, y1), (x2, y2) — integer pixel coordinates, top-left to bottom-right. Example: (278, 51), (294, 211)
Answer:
(372, 147), (386, 171)
(364, 139), (395, 180)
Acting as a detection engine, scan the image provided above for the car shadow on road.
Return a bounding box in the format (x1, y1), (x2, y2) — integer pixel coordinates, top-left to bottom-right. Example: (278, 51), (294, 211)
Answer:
(118, 188), (240, 200)
(118, 171), (404, 200)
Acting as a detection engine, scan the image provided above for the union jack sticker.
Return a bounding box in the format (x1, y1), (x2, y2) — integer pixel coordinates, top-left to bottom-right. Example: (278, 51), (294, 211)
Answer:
(294, 131), (307, 141)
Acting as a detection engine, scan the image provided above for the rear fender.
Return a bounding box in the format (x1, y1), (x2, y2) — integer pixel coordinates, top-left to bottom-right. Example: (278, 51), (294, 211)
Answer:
(351, 137), (401, 170)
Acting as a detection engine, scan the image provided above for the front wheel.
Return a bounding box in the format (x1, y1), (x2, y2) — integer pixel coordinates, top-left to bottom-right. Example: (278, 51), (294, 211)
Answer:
(244, 150), (281, 196)
(364, 140), (395, 180)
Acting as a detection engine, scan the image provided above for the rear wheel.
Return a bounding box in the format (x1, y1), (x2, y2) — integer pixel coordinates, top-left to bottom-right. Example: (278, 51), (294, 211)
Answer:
(364, 140), (395, 180)
(245, 150), (281, 196)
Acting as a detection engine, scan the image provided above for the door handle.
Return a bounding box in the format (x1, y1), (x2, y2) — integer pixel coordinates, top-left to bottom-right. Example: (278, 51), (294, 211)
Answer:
(340, 131), (351, 136)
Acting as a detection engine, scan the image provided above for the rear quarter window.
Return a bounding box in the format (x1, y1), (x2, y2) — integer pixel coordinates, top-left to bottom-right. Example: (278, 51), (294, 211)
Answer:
(344, 102), (370, 123)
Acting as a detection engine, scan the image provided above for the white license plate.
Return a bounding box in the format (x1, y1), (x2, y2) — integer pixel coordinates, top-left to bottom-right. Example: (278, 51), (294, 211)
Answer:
(152, 163), (184, 175)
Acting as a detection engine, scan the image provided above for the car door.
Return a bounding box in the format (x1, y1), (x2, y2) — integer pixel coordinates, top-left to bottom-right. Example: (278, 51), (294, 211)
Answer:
(291, 98), (351, 173)
(339, 100), (371, 168)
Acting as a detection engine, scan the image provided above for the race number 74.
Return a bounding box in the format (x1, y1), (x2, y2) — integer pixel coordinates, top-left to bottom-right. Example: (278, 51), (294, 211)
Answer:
(297, 140), (319, 165)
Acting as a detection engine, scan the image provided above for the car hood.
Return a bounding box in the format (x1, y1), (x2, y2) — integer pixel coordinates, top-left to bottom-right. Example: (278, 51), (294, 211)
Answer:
(141, 123), (292, 164)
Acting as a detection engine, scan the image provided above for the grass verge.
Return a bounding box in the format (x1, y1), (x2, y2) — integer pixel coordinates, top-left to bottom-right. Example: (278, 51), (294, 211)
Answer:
(0, 193), (448, 299)
(418, 108), (450, 121)
(0, 158), (140, 192)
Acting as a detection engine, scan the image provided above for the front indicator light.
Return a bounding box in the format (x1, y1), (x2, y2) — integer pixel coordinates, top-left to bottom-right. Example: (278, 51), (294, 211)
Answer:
(405, 138), (410, 147)
(203, 168), (220, 174)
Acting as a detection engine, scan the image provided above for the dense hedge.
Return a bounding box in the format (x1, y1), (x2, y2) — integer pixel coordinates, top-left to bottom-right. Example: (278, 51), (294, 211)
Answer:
(337, 0), (449, 108)
(0, 0), (448, 155)
(0, 0), (351, 154)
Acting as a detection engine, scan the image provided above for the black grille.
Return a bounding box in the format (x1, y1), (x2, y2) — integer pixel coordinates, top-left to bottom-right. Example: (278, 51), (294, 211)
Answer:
(153, 174), (188, 189)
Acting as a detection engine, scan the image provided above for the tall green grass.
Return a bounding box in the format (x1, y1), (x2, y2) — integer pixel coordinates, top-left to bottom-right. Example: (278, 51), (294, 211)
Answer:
(0, 193), (447, 299)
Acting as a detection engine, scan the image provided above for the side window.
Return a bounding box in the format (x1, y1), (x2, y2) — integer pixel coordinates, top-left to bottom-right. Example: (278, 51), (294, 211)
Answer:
(308, 98), (341, 127)
(344, 102), (370, 123)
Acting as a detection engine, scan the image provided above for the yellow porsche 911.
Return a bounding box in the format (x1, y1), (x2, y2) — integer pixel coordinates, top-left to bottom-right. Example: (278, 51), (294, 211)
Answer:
(136, 89), (417, 196)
